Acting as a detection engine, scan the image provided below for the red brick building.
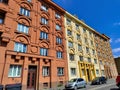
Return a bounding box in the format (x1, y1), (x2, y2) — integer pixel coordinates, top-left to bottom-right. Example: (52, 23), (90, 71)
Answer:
(0, 0), (68, 90)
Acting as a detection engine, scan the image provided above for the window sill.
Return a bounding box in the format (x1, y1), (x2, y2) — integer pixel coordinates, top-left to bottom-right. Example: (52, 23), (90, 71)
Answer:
(43, 75), (50, 77)
(15, 30), (30, 37)
(17, 13), (32, 20)
(8, 76), (21, 78)
(58, 75), (64, 77)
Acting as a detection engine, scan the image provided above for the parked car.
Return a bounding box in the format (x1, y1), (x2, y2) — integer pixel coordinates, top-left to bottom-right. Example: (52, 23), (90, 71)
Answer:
(65, 78), (86, 90)
(116, 74), (120, 89)
(91, 76), (107, 85)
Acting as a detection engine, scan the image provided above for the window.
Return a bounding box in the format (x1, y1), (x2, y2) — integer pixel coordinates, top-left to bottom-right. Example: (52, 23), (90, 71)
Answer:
(20, 7), (30, 17)
(84, 38), (88, 43)
(76, 34), (80, 40)
(42, 67), (49, 76)
(100, 60), (102, 65)
(86, 47), (89, 53)
(94, 59), (97, 64)
(88, 58), (91, 62)
(78, 78), (84, 82)
(17, 23), (29, 34)
(101, 70), (104, 75)
(79, 56), (83, 61)
(55, 13), (61, 19)
(82, 69), (85, 75)
(57, 67), (64, 76)
(0, 12), (5, 24)
(56, 24), (61, 30)
(91, 40), (93, 45)
(92, 49), (95, 55)
(40, 48), (48, 56)
(69, 54), (74, 61)
(78, 44), (82, 51)
(71, 68), (76, 76)
(75, 24), (79, 30)
(14, 42), (27, 53)
(96, 43), (98, 47)
(83, 28), (86, 33)
(56, 37), (62, 44)
(8, 65), (22, 77)
(27, 0), (31, 2)
(89, 31), (92, 35)
(67, 30), (72, 36)
(0, 0), (8, 4)
(41, 5), (48, 12)
(41, 17), (48, 25)
(40, 31), (48, 39)
(57, 51), (62, 59)
(68, 41), (73, 48)
(96, 69), (99, 75)
(66, 19), (71, 25)
(43, 83), (48, 87)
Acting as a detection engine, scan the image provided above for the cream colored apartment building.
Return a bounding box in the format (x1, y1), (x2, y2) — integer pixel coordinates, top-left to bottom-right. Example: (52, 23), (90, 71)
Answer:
(65, 12), (117, 82)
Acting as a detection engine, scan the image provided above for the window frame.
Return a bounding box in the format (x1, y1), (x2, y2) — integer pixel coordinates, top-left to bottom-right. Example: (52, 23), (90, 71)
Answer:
(40, 48), (48, 56)
(42, 66), (49, 76)
(57, 67), (64, 76)
(14, 42), (27, 53)
(8, 65), (22, 77)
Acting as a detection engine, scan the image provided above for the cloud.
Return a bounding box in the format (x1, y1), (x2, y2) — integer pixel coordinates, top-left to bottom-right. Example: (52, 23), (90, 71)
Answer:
(112, 48), (120, 53)
(113, 22), (120, 26)
(114, 55), (120, 58)
(110, 39), (112, 43)
(115, 38), (120, 43)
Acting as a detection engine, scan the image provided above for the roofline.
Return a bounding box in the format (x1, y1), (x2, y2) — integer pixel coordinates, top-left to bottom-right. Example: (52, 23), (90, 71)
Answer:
(41, 0), (66, 13)
(65, 12), (110, 40)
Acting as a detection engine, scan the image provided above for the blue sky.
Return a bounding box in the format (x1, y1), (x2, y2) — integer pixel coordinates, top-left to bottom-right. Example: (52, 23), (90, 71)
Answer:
(53, 0), (120, 58)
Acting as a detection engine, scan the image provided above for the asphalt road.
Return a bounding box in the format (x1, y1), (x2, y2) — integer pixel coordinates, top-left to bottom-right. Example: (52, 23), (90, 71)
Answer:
(77, 79), (120, 90)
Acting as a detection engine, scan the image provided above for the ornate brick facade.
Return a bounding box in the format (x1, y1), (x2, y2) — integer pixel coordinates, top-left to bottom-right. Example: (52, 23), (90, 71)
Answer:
(0, 0), (68, 90)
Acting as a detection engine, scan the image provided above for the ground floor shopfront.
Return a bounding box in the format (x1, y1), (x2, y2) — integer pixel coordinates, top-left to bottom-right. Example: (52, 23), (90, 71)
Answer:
(0, 50), (68, 90)
(78, 61), (96, 82)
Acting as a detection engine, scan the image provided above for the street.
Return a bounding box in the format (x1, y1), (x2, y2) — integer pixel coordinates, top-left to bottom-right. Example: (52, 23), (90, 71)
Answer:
(75, 79), (120, 90)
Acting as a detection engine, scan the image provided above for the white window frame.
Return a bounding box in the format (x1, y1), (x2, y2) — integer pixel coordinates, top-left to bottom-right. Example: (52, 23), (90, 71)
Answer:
(42, 66), (49, 76)
(17, 23), (29, 34)
(57, 67), (64, 76)
(8, 65), (22, 77)
(14, 42), (27, 53)
(71, 68), (76, 76)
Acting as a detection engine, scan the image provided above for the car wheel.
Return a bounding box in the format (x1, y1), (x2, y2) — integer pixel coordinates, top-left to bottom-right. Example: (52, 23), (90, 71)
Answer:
(74, 86), (77, 90)
(118, 84), (120, 88)
(84, 85), (86, 88)
(99, 81), (102, 85)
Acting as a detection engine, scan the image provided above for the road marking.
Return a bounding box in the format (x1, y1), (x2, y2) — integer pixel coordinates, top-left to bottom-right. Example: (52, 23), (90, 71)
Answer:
(89, 83), (115, 90)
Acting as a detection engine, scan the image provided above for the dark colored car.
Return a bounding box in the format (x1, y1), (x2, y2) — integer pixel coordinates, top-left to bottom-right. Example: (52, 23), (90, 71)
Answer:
(116, 75), (120, 88)
(91, 76), (107, 85)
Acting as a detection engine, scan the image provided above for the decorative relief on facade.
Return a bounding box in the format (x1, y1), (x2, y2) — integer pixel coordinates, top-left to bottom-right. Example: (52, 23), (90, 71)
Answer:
(20, 1), (32, 10)
(30, 46), (38, 53)
(17, 16), (31, 26)
(14, 34), (30, 44)
(40, 41), (49, 48)
(40, 25), (49, 32)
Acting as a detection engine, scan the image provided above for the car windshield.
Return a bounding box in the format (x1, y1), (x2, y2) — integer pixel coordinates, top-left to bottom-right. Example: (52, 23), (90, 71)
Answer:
(69, 79), (77, 82)
(93, 77), (100, 80)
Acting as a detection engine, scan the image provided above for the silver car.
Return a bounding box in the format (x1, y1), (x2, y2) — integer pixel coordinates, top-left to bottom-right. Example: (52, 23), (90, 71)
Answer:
(65, 78), (86, 90)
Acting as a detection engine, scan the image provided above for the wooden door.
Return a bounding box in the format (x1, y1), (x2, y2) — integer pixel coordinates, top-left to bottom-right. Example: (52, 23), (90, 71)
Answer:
(27, 68), (36, 90)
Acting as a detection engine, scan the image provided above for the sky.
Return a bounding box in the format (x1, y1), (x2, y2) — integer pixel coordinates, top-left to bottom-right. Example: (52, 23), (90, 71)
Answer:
(53, 0), (120, 58)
